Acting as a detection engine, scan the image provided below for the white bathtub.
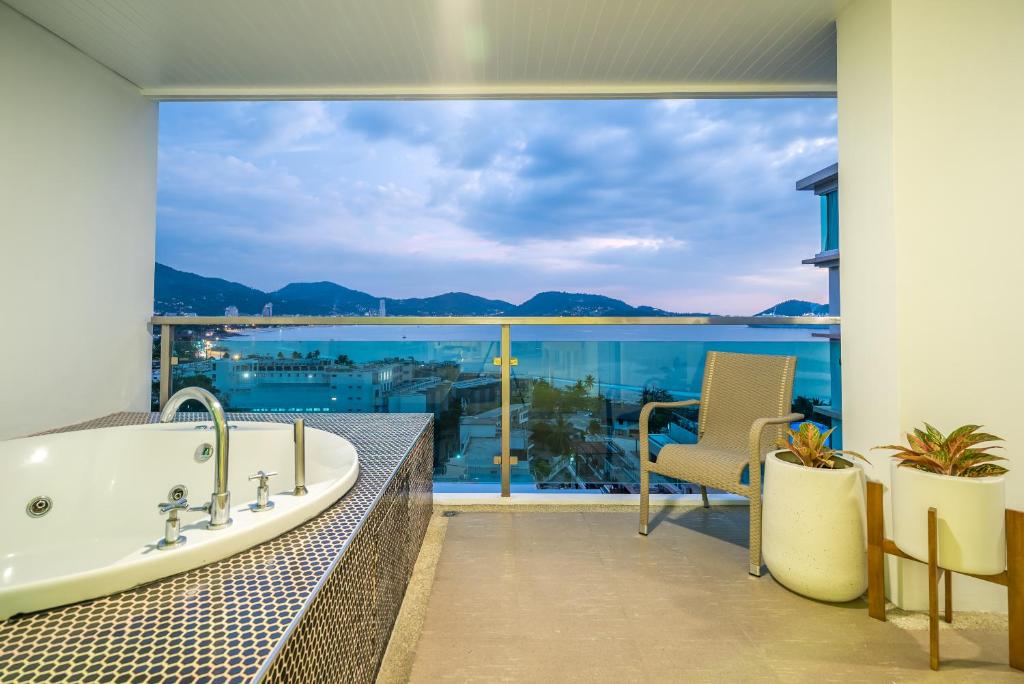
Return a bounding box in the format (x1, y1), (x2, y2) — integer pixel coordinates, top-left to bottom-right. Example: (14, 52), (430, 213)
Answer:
(0, 420), (359, 619)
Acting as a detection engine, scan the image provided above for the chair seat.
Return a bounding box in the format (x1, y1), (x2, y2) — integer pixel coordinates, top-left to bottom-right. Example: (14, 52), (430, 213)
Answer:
(649, 443), (753, 495)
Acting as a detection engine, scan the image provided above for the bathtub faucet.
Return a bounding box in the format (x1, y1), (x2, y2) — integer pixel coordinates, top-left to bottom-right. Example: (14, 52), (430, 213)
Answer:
(159, 387), (232, 529)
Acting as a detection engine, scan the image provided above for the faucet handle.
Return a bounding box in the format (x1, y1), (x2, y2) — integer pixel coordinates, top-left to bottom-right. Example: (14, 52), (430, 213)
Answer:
(248, 470), (278, 486)
(158, 497), (189, 514)
(189, 501), (211, 514)
(157, 498), (188, 550)
(248, 471), (278, 513)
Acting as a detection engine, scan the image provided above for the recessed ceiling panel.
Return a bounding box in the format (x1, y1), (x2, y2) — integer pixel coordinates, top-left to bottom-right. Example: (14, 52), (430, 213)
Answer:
(4, 0), (841, 99)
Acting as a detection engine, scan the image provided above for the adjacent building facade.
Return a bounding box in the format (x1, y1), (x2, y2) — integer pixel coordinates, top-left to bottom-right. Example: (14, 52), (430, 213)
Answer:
(797, 163), (842, 445)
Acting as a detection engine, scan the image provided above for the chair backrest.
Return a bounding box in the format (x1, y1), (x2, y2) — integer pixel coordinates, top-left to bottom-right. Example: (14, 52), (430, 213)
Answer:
(697, 351), (797, 456)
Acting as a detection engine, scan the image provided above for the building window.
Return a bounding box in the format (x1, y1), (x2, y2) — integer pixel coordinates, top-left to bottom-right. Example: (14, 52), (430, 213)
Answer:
(821, 191), (839, 252)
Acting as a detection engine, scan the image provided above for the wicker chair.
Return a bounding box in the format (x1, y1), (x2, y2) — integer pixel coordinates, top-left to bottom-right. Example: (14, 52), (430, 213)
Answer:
(638, 351), (802, 576)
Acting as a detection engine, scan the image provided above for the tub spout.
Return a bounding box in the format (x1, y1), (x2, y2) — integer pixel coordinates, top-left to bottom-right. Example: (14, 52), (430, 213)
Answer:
(159, 387), (232, 529)
(293, 418), (308, 496)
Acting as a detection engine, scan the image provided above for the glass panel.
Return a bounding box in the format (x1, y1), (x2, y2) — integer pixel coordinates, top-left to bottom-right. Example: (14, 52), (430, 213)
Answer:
(154, 323), (503, 491)
(154, 321), (838, 495)
(825, 190), (840, 252)
(819, 194), (829, 252)
(509, 325), (834, 494)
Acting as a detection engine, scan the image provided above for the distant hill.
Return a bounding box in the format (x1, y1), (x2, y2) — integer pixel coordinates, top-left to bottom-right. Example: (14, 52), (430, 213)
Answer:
(755, 299), (829, 317)
(154, 263), (820, 318)
(385, 292), (513, 316)
(514, 291), (686, 317)
(154, 263), (267, 315)
(272, 282), (379, 315)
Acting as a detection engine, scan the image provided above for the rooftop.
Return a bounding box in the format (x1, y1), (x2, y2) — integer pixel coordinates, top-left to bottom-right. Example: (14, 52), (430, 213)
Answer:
(795, 162), (839, 193)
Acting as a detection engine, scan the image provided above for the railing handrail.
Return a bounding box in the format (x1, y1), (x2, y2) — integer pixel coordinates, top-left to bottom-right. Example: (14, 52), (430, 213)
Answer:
(151, 315), (840, 326)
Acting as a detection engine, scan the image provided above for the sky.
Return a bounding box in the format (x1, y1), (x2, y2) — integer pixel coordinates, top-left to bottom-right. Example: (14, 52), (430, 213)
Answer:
(157, 98), (837, 314)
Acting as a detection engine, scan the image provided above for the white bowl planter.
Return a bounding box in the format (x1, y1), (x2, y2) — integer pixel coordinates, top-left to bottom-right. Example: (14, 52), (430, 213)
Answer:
(763, 450), (867, 602)
(890, 460), (1006, 575)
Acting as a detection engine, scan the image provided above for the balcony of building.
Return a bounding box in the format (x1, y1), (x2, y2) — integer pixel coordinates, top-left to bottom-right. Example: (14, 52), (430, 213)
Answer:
(382, 506), (1015, 682)
(2, 1), (1023, 682)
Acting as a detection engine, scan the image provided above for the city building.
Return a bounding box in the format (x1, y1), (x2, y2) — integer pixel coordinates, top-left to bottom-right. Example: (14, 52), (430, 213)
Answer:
(224, 305), (238, 317)
(451, 404), (531, 485)
(260, 302), (273, 317)
(386, 377), (450, 415)
(210, 357), (394, 412)
(450, 376), (501, 414)
(798, 163), (844, 444)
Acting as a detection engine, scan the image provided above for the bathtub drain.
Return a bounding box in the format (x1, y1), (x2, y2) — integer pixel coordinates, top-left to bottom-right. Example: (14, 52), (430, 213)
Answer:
(26, 496), (52, 518)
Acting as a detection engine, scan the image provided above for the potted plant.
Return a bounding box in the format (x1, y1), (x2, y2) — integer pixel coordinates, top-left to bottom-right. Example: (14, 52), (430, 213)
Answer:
(763, 423), (868, 602)
(876, 424), (1008, 575)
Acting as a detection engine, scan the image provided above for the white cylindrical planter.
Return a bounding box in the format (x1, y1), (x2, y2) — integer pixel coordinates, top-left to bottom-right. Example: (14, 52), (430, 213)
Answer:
(890, 461), (1006, 575)
(763, 450), (867, 602)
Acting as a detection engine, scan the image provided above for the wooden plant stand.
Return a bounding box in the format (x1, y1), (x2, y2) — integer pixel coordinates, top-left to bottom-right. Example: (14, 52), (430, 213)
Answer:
(866, 481), (1023, 671)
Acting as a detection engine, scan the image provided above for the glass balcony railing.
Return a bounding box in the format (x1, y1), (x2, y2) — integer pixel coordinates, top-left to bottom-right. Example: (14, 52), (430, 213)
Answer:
(508, 326), (830, 494)
(153, 322), (503, 490)
(152, 315), (838, 496)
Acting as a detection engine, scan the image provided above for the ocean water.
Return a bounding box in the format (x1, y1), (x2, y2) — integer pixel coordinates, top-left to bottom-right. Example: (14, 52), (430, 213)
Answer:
(220, 324), (831, 401)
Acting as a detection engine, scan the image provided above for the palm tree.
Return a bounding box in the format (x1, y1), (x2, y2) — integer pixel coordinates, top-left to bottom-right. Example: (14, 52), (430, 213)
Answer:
(641, 385), (675, 432)
(528, 416), (581, 456)
(583, 374), (596, 394)
(640, 385), (673, 404)
(530, 457), (554, 482)
(528, 421), (553, 453)
(546, 414), (580, 456)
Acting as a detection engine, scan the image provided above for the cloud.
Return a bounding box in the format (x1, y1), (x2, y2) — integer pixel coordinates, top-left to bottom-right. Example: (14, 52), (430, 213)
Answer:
(255, 101), (337, 155)
(156, 98), (835, 313)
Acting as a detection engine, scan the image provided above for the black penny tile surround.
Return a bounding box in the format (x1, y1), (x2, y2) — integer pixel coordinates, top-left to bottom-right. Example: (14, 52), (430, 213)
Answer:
(0, 412), (434, 683)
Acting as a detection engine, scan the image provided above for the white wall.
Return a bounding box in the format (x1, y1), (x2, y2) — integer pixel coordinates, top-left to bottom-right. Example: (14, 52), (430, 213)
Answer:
(838, 0), (1024, 612)
(0, 4), (157, 439)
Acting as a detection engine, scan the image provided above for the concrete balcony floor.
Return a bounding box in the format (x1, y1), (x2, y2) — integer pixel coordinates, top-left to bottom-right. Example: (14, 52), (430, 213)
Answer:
(380, 506), (1015, 683)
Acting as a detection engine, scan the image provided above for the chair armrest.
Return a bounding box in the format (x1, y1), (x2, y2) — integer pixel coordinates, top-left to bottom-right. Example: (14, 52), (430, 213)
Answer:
(747, 412), (804, 481)
(639, 400), (700, 465)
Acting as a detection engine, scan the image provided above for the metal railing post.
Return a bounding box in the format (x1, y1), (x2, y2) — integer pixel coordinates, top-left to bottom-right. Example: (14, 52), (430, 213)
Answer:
(159, 323), (172, 410)
(500, 323), (512, 497)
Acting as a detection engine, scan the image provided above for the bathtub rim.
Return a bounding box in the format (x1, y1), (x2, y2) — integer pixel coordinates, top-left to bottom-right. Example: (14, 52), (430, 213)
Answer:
(0, 419), (360, 619)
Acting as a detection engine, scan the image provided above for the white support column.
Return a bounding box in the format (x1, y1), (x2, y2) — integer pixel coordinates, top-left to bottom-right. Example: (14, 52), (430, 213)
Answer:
(0, 5), (157, 439)
(838, 0), (1024, 612)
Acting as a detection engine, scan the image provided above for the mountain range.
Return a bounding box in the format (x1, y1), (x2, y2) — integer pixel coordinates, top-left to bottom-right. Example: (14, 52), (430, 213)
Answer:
(154, 263), (826, 318)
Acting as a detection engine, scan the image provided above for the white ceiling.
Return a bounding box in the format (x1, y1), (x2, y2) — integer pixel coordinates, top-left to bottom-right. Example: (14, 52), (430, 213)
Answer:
(5, 0), (844, 100)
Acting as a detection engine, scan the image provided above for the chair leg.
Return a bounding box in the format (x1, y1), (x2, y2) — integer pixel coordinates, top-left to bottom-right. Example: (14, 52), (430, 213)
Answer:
(639, 467), (650, 535)
(749, 496), (763, 576)
(700, 485), (709, 509)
